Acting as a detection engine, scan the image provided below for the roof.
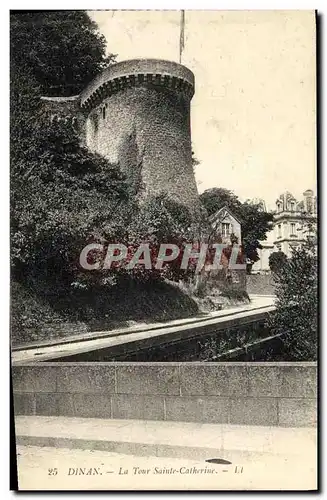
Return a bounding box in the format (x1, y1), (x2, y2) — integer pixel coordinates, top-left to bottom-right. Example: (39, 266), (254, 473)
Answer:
(276, 191), (296, 204)
(209, 205), (242, 226)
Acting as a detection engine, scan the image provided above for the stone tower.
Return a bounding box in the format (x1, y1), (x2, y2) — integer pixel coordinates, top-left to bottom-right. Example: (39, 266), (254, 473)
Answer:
(79, 59), (199, 208)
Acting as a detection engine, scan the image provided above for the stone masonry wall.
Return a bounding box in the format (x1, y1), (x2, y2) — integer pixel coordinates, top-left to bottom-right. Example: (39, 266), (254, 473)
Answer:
(81, 59), (199, 209)
(85, 86), (198, 206)
(12, 362), (317, 427)
(40, 60), (200, 208)
(40, 96), (86, 144)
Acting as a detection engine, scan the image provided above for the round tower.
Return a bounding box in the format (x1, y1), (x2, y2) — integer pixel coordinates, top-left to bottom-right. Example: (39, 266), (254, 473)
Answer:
(80, 58), (199, 208)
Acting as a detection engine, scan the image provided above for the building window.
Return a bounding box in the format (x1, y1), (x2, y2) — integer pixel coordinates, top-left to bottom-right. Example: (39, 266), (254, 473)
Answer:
(291, 223), (296, 235)
(278, 224), (282, 238)
(277, 202), (281, 212)
(306, 197), (313, 214)
(102, 107), (106, 120)
(221, 223), (231, 237)
(290, 202), (295, 211)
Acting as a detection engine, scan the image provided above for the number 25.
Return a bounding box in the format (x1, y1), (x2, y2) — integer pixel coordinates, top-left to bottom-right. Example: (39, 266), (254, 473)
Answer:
(48, 468), (58, 476)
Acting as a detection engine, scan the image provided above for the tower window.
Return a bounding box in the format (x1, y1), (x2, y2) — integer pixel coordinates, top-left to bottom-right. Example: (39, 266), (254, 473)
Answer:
(291, 223), (296, 235)
(102, 107), (106, 120)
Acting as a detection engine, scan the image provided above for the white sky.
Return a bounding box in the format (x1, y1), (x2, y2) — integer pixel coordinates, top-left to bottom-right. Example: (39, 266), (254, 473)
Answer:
(89, 10), (316, 209)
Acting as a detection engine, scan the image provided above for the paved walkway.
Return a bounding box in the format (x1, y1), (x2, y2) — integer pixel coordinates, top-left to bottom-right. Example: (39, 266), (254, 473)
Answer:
(13, 295), (275, 363)
(15, 416), (316, 491)
(15, 416), (316, 462)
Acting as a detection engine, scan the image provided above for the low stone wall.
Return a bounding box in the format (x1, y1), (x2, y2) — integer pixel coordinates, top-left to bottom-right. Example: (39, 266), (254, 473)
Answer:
(246, 274), (275, 295)
(12, 362), (317, 427)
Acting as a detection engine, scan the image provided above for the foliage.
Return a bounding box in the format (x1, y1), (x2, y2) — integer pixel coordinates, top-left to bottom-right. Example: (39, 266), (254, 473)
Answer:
(95, 193), (197, 284)
(11, 279), (199, 346)
(198, 320), (267, 361)
(199, 187), (274, 264)
(10, 116), (198, 338)
(269, 251), (288, 273)
(191, 149), (200, 171)
(10, 10), (202, 343)
(200, 187), (241, 216)
(10, 11), (114, 96)
(268, 234), (318, 360)
(10, 62), (41, 163)
(11, 118), (130, 293)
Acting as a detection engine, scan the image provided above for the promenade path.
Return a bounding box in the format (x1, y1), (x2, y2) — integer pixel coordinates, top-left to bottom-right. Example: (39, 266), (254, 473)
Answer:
(15, 415), (316, 491)
(12, 295), (275, 364)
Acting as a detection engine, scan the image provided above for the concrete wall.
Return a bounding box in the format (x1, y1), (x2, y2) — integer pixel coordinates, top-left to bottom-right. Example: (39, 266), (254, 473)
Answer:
(12, 362), (317, 427)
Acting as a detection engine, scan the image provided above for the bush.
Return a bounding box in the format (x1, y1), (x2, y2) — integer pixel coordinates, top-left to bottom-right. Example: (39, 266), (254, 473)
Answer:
(11, 118), (130, 292)
(268, 236), (317, 360)
(269, 251), (288, 273)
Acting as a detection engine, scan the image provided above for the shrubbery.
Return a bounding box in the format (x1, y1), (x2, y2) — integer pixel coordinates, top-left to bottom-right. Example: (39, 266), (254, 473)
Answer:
(268, 251), (288, 273)
(268, 234), (318, 360)
(10, 112), (199, 339)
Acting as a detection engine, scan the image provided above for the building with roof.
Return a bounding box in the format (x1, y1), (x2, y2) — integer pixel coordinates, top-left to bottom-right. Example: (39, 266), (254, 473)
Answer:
(252, 189), (317, 273)
(209, 206), (242, 245)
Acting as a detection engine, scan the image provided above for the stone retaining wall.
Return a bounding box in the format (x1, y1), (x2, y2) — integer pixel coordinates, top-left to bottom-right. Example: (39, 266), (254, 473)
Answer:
(12, 362), (317, 427)
(246, 274), (275, 295)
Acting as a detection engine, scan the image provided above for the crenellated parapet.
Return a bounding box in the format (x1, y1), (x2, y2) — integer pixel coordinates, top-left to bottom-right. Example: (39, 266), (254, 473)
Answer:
(80, 58), (195, 112)
(40, 58), (199, 210)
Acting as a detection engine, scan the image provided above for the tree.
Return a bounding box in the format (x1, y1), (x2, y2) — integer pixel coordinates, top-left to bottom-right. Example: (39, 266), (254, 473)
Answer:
(10, 11), (115, 96)
(112, 194), (196, 283)
(10, 10), (125, 292)
(11, 117), (130, 294)
(200, 187), (274, 266)
(268, 234), (317, 360)
(269, 251), (288, 273)
(11, 11), (215, 342)
(200, 188), (241, 217)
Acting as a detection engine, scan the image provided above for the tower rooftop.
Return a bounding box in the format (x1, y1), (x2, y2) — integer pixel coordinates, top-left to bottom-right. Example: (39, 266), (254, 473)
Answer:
(80, 58), (195, 111)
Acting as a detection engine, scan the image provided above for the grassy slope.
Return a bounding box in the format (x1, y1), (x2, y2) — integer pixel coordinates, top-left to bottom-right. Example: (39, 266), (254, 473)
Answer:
(10, 280), (200, 346)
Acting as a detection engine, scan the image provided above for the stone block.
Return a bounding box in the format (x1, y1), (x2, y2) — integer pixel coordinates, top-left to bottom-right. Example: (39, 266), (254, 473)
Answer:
(247, 366), (280, 397)
(165, 396), (229, 424)
(12, 366), (57, 393)
(164, 396), (202, 422)
(56, 365), (115, 394)
(112, 395), (164, 421)
(56, 393), (112, 419)
(202, 397), (230, 424)
(229, 397), (278, 426)
(35, 393), (60, 416)
(279, 366), (317, 398)
(13, 393), (35, 415)
(116, 365), (179, 395)
(278, 398), (317, 427)
(179, 365), (247, 397)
